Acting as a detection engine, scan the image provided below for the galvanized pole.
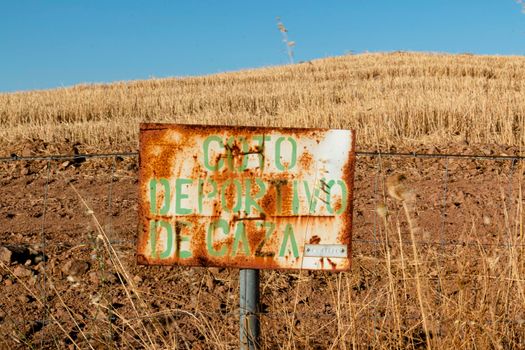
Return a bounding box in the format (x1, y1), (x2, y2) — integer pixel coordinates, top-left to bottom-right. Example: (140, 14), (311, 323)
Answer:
(240, 269), (260, 349)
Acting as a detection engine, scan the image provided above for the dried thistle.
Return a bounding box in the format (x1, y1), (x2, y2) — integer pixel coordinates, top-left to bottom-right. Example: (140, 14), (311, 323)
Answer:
(517, 0), (525, 14)
(386, 174), (414, 202)
(276, 17), (295, 64)
(376, 202), (388, 219)
(386, 172), (428, 348)
(277, 21), (287, 33)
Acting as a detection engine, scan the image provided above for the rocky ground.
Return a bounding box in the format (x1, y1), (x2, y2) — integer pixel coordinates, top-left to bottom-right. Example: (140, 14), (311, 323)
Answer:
(1, 140), (524, 349)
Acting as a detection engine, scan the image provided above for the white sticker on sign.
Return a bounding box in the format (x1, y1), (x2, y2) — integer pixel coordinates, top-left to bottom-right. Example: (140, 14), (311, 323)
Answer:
(304, 244), (348, 258)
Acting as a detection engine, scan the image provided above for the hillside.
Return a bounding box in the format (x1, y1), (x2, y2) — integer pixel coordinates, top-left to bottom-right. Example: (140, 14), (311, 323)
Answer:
(1, 52), (525, 156)
(2, 52), (525, 348)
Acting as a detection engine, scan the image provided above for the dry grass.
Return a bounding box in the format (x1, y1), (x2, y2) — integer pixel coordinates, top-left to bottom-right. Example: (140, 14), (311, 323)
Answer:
(2, 157), (524, 349)
(1, 52), (525, 153)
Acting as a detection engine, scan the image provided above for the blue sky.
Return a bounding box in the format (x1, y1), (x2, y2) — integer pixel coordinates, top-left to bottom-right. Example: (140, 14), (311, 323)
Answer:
(1, 1), (525, 92)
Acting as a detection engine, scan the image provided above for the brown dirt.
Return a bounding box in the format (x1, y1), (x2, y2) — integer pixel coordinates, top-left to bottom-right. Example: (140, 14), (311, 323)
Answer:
(1, 140), (524, 349)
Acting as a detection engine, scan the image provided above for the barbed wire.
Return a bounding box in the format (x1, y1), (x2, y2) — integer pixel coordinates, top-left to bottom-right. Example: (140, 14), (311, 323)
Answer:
(4, 309), (525, 325)
(0, 152), (137, 162)
(356, 151), (524, 161)
(1, 150), (525, 162)
(2, 236), (525, 250)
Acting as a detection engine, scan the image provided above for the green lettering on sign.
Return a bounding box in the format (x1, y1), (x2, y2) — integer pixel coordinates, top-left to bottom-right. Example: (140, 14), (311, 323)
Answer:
(221, 179), (242, 213)
(244, 179), (267, 215)
(149, 178), (170, 215)
(275, 136), (297, 171)
(232, 222), (250, 256)
(255, 221), (276, 257)
(279, 223), (299, 258)
(326, 179), (348, 215)
(273, 180), (287, 215)
(303, 180), (320, 214)
(174, 221), (192, 259)
(206, 219), (229, 257)
(175, 178), (193, 215)
(237, 137), (251, 172)
(292, 180), (300, 214)
(203, 135), (224, 171)
(252, 135), (271, 170)
(198, 178), (217, 214)
(149, 220), (173, 259)
(225, 136), (236, 171)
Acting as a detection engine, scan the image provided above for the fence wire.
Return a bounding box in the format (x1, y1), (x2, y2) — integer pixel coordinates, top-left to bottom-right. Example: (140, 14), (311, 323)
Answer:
(2, 150), (525, 162)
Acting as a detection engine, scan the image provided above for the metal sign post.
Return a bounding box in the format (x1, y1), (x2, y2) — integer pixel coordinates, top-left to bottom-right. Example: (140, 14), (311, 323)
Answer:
(136, 123), (356, 349)
(240, 269), (260, 350)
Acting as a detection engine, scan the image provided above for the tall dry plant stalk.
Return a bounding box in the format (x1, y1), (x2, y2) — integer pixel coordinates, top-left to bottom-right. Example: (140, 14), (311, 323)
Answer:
(376, 202), (404, 348)
(386, 174), (431, 350)
(517, 0), (525, 13)
(276, 17), (295, 64)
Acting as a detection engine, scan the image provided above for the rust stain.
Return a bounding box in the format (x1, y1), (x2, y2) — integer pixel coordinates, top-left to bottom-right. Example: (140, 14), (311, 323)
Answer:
(137, 123), (355, 271)
(136, 254), (148, 265)
(309, 235), (321, 244)
(340, 131), (356, 263)
(299, 151), (314, 171)
(326, 258), (337, 270)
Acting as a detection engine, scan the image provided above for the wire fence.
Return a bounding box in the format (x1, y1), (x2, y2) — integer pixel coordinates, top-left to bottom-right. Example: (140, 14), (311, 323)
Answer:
(1, 150), (524, 349)
(3, 150), (525, 162)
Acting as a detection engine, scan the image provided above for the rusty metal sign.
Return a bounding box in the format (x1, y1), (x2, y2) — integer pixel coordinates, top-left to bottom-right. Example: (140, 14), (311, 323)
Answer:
(137, 123), (355, 271)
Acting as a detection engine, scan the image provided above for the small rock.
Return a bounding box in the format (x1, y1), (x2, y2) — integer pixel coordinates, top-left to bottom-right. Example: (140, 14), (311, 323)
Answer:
(13, 266), (32, 278)
(88, 271), (99, 284)
(208, 267), (220, 275)
(0, 246), (12, 263)
(133, 275), (143, 285)
(21, 147), (32, 157)
(55, 308), (68, 320)
(205, 274), (216, 291)
(93, 308), (108, 322)
(4, 279), (12, 286)
(34, 262), (46, 273)
(88, 271), (117, 285)
(103, 271), (118, 284)
(448, 162), (460, 172)
(28, 276), (38, 286)
(61, 261), (72, 275)
(480, 147), (491, 156)
(0, 245), (34, 264)
(18, 294), (30, 303)
(62, 259), (90, 278)
(428, 146), (439, 154)
(215, 284), (228, 294)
